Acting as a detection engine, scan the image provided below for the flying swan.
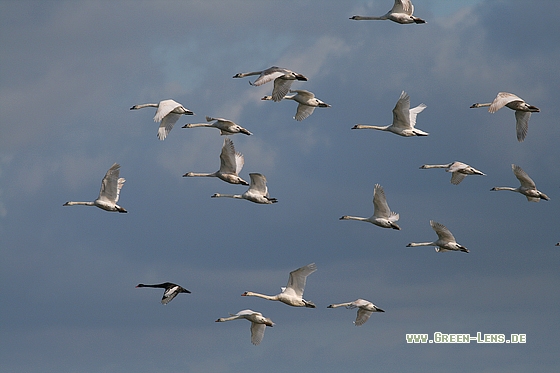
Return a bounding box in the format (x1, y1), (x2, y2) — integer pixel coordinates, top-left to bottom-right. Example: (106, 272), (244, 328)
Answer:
(130, 99), (194, 140)
(63, 163), (127, 213)
(406, 220), (469, 253)
(350, 0), (426, 24)
(183, 138), (248, 185)
(352, 91), (428, 136)
(261, 89), (331, 121)
(490, 164), (549, 202)
(215, 309), (274, 345)
(340, 184), (401, 229)
(242, 263), (317, 307)
(182, 116), (252, 135)
(419, 161), (486, 185)
(135, 282), (191, 305)
(211, 173), (277, 204)
(233, 66), (308, 102)
(470, 92), (540, 142)
(327, 299), (385, 326)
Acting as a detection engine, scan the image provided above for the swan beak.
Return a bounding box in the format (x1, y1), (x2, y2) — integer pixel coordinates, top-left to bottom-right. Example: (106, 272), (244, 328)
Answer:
(469, 103), (478, 108)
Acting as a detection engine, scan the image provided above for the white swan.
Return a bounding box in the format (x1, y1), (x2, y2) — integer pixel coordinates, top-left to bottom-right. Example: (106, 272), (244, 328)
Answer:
(491, 164), (549, 202)
(135, 282), (191, 305)
(242, 263), (317, 307)
(327, 299), (384, 326)
(352, 91), (428, 136)
(183, 138), (248, 185)
(211, 173), (277, 204)
(406, 220), (469, 253)
(470, 92), (540, 142)
(350, 0), (426, 24)
(130, 99), (194, 140)
(340, 184), (401, 230)
(420, 161), (486, 185)
(63, 163), (127, 213)
(215, 309), (274, 345)
(182, 116), (252, 135)
(233, 66), (308, 102)
(261, 89), (331, 121)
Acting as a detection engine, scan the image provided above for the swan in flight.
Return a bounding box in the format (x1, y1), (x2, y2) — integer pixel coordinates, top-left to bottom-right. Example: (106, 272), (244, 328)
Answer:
(261, 89), (331, 121)
(340, 184), (401, 230)
(491, 164), (549, 202)
(233, 66), (308, 102)
(352, 91), (428, 136)
(406, 220), (469, 253)
(136, 282), (191, 305)
(211, 173), (277, 204)
(182, 116), (252, 135)
(242, 263), (317, 307)
(420, 161), (486, 185)
(130, 99), (194, 140)
(63, 163), (127, 213)
(350, 0), (426, 24)
(470, 92), (540, 142)
(183, 138), (248, 185)
(327, 299), (384, 326)
(215, 309), (274, 345)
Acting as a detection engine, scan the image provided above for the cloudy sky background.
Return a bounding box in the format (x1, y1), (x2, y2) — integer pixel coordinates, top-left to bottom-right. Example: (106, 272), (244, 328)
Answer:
(1, 0), (559, 372)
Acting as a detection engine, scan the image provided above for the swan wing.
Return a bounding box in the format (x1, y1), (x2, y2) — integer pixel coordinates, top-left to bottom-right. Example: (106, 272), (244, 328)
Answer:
(372, 184), (391, 219)
(219, 138), (239, 174)
(272, 77), (295, 102)
(286, 263), (317, 298)
(294, 104), (316, 121)
(392, 91), (411, 129)
(98, 163), (121, 203)
(512, 164), (536, 189)
(450, 172), (467, 185)
(249, 67), (286, 85)
(408, 103), (426, 128)
(247, 173), (268, 196)
(430, 221), (456, 242)
(153, 99), (180, 122)
(114, 178), (125, 203)
(161, 285), (180, 305)
(250, 322), (266, 345)
(514, 111), (530, 142)
(158, 112), (181, 140)
(291, 89), (315, 100)
(489, 92), (522, 113)
(392, 0), (413, 15)
(355, 309), (373, 326)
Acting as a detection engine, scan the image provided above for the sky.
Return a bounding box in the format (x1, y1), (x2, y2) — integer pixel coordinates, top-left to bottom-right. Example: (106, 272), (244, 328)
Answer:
(1, 0), (559, 372)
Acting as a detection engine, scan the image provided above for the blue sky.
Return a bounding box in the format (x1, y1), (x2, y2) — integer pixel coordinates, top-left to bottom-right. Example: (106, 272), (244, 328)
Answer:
(1, 1), (559, 372)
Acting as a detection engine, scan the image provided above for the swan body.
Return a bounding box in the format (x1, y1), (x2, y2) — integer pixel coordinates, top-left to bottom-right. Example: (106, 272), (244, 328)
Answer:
(63, 163), (127, 213)
(182, 116), (251, 136)
(420, 161), (486, 185)
(327, 299), (384, 326)
(233, 66), (308, 102)
(215, 309), (274, 345)
(491, 164), (549, 202)
(242, 263), (317, 307)
(352, 91), (428, 136)
(406, 220), (469, 253)
(470, 92), (539, 142)
(340, 184), (400, 230)
(130, 99), (194, 140)
(261, 89), (331, 121)
(350, 0), (426, 24)
(211, 173), (277, 204)
(183, 138), (248, 185)
(136, 282), (191, 305)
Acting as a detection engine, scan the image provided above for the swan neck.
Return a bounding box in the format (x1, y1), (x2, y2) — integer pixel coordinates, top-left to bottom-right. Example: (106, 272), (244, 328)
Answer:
(64, 201), (95, 206)
(341, 215), (368, 221)
(245, 292), (278, 301)
(407, 242), (434, 247)
(421, 164), (451, 169)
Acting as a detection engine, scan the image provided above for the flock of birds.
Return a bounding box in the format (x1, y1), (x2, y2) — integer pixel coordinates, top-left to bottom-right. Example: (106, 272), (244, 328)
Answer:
(61, 0), (555, 345)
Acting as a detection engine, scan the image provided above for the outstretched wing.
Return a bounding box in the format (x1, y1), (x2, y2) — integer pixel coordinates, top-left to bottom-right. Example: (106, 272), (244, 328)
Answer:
(98, 163), (121, 203)
(248, 173), (269, 196)
(294, 104), (316, 121)
(285, 263), (317, 298)
(250, 322), (266, 345)
(514, 111), (530, 142)
(158, 112), (181, 140)
(272, 77), (295, 102)
(430, 221), (456, 242)
(489, 92), (522, 113)
(372, 184), (391, 219)
(392, 91), (411, 129)
(512, 164), (536, 189)
(392, 0), (413, 16)
(355, 309), (373, 326)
